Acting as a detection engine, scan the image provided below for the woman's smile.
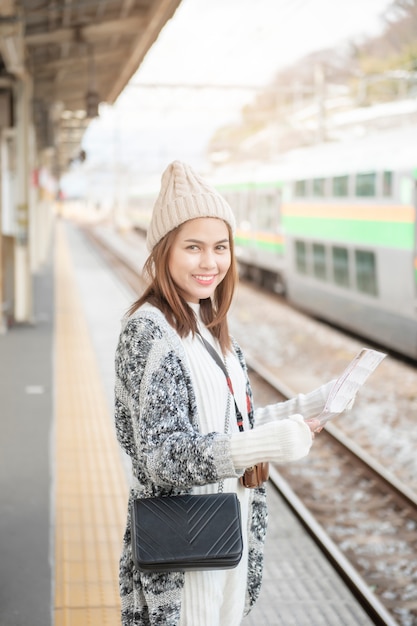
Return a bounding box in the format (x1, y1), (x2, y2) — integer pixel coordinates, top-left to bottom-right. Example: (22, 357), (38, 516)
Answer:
(193, 274), (217, 284)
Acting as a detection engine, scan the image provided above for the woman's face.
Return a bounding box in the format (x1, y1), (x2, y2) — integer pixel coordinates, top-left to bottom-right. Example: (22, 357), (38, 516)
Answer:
(168, 217), (231, 303)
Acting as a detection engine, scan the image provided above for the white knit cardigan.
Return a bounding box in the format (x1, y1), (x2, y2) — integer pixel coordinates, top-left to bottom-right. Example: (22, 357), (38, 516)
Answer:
(114, 304), (333, 626)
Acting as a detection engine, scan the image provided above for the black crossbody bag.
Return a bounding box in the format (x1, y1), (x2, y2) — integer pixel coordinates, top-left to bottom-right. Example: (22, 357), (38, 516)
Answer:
(131, 491), (242, 572)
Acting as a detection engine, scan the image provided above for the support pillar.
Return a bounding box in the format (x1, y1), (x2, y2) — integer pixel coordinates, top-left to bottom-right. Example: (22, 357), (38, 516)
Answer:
(14, 77), (32, 323)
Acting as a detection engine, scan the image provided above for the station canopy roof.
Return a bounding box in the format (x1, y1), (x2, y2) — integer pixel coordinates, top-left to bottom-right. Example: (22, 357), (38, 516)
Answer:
(0, 0), (182, 175)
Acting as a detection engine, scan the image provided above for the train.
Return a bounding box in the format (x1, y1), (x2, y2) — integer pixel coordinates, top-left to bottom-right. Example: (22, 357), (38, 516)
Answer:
(126, 126), (417, 360)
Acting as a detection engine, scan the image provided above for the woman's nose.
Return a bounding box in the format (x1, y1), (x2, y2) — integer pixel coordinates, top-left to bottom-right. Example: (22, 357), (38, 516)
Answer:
(200, 250), (216, 268)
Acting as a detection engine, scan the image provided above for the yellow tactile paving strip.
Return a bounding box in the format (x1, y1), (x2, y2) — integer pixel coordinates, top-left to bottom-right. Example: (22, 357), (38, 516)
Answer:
(54, 222), (128, 625)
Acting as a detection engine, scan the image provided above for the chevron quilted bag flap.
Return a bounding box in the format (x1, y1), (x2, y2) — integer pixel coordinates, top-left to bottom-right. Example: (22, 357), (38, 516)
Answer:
(131, 492), (243, 572)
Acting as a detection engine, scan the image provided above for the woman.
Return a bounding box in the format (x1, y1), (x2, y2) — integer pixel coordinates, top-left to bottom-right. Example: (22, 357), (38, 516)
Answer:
(114, 161), (333, 626)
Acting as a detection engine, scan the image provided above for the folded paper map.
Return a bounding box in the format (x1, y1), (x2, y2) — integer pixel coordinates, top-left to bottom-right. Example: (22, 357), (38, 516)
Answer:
(317, 348), (387, 425)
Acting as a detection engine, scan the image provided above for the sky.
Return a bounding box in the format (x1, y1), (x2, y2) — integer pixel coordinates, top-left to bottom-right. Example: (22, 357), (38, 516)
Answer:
(62, 0), (393, 198)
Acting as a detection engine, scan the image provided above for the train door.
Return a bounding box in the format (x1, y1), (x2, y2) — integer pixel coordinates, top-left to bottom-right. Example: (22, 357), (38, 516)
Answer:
(257, 188), (281, 233)
(257, 185), (285, 292)
(414, 177), (417, 308)
(412, 175), (417, 358)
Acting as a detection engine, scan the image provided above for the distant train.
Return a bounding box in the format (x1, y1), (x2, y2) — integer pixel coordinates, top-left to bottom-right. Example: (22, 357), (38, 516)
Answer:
(127, 126), (417, 360)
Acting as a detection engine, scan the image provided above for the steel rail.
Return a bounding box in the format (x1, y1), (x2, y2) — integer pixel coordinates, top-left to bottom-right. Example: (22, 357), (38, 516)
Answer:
(268, 466), (400, 626)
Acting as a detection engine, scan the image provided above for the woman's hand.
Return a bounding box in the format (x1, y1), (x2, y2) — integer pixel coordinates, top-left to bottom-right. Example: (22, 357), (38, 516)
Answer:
(304, 418), (322, 437)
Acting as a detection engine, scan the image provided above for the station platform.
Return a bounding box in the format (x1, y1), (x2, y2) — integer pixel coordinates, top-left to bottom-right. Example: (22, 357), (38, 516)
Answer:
(0, 218), (375, 626)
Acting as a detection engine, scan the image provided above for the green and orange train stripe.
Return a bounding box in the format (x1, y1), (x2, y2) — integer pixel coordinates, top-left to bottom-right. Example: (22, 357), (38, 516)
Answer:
(281, 203), (415, 250)
(235, 230), (285, 254)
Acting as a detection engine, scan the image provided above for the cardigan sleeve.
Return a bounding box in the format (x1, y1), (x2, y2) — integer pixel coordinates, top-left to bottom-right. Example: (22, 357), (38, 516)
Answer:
(231, 338), (336, 428)
(115, 316), (237, 490)
(230, 414), (313, 468)
(253, 379), (336, 426)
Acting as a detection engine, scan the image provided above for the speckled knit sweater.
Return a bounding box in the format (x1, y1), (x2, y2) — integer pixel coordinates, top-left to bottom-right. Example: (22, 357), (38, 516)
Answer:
(114, 305), (333, 626)
(115, 303), (268, 626)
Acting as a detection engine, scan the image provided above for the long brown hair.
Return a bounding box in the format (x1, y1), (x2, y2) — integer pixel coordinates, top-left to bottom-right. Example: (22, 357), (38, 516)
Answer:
(128, 222), (238, 352)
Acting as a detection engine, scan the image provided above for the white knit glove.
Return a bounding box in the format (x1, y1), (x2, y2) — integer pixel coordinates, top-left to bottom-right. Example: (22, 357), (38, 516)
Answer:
(230, 414), (312, 470)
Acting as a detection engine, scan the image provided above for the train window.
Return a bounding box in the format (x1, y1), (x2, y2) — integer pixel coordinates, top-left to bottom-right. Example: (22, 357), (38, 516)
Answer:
(355, 250), (378, 296)
(332, 246), (350, 287)
(295, 241), (308, 274)
(257, 193), (276, 230)
(400, 175), (413, 204)
(313, 244), (326, 280)
(332, 175), (348, 197)
(313, 178), (325, 197)
(382, 171), (393, 197)
(295, 180), (307, 197)
(355, 172), (376, 197)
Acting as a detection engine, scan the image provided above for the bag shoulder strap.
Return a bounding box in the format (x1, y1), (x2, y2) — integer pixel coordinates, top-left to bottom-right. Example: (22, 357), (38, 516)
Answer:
(197, 332), (228, 377)
(196, 331), (244, 432)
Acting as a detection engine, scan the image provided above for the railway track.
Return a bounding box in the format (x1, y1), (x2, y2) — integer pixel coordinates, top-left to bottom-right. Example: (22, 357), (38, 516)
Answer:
(248, 362), (417, 626)
(82, 223), (417, 626)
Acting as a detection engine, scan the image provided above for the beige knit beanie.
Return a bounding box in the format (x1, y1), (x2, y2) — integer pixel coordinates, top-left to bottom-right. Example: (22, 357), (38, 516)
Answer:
(146, 160), (236, 251)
